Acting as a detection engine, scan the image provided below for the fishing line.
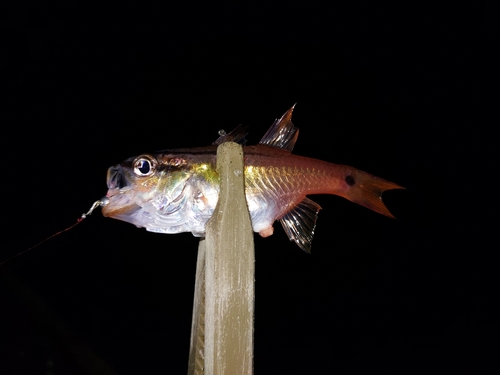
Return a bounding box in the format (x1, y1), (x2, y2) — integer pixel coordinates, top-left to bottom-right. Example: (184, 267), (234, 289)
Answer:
(0, 198), (109, 266)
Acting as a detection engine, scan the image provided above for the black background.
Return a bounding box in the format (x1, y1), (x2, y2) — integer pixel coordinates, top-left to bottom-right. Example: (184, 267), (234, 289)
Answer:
(1, 2), (498, 374)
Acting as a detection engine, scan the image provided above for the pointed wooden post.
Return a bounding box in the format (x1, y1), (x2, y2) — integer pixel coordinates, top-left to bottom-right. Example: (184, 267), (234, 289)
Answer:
(188, 239), (207, 375)
(188, 142), (255, 375)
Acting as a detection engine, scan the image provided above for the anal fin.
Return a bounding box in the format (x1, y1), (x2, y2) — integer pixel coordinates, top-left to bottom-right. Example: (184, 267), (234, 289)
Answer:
(279, 197), (322, 253)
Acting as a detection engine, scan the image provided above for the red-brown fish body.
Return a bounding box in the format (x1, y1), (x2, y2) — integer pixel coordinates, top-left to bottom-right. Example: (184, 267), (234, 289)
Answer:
(102, 106), (403, 252)
(243, 145), (399, 216)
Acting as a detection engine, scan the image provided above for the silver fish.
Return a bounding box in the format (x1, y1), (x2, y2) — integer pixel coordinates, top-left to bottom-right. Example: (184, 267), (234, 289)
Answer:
(102, 106), (403, 252)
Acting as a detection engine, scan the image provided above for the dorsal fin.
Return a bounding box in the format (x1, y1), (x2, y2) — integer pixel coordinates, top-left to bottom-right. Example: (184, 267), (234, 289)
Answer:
(259, 105), (299, 151)
(279, 197), (322, 253)
(213, 124), (249, 145)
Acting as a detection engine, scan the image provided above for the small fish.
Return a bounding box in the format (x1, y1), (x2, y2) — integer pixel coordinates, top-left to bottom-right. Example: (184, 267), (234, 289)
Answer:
(102, 106), (403, 252)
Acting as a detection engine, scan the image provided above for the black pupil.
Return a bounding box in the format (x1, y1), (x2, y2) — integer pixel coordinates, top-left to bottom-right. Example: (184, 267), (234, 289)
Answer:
(138, 160), (150, 174)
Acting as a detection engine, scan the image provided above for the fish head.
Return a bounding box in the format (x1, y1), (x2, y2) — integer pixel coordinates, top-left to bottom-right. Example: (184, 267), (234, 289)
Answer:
(102, 153), (192, 230)
(102, 154), (158, 224)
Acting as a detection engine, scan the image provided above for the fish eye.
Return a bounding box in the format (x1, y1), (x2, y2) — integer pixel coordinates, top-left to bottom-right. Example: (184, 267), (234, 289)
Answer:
(133, 155), (157, 177)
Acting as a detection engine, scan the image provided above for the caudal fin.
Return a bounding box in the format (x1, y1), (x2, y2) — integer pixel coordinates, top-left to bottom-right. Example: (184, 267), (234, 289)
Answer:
(343, 170), (404, 218)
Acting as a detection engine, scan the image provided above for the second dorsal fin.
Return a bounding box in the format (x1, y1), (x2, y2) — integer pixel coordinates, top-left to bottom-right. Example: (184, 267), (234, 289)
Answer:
(259, 105), (299, 152)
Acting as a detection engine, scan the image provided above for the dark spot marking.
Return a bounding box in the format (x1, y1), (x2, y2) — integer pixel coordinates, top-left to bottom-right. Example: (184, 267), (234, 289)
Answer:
(345, 175), (355, 186)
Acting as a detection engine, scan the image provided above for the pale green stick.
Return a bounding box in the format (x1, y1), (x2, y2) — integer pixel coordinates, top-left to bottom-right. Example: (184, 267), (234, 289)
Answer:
(188, 142), (255, 375)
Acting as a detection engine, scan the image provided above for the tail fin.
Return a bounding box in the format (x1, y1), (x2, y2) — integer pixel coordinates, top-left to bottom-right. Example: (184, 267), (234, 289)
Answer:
(342, 170), (404, 218)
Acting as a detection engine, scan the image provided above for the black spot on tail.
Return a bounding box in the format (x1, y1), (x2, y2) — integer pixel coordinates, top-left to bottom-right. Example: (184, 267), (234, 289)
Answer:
(345, 175), (355, 186)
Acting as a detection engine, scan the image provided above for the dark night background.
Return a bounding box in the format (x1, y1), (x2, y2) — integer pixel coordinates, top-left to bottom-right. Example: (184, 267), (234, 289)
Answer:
(1, 2), (498, 374)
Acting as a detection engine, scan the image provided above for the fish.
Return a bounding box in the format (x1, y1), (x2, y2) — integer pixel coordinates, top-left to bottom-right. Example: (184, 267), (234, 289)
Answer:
(102, 106), (403, 252)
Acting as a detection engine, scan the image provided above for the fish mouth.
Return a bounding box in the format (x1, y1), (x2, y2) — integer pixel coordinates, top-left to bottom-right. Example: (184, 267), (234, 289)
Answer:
(106, 165), (130, 190)
(101, 192), (140, 219)
(102, 165), (140, 219)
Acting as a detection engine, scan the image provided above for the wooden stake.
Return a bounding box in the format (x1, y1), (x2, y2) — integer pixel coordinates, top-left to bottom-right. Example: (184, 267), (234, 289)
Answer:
(188, 142), (255, 375)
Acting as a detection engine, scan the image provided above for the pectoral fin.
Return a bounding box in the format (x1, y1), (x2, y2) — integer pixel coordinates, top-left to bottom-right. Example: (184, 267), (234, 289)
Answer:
(279, 197), (322, 253)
